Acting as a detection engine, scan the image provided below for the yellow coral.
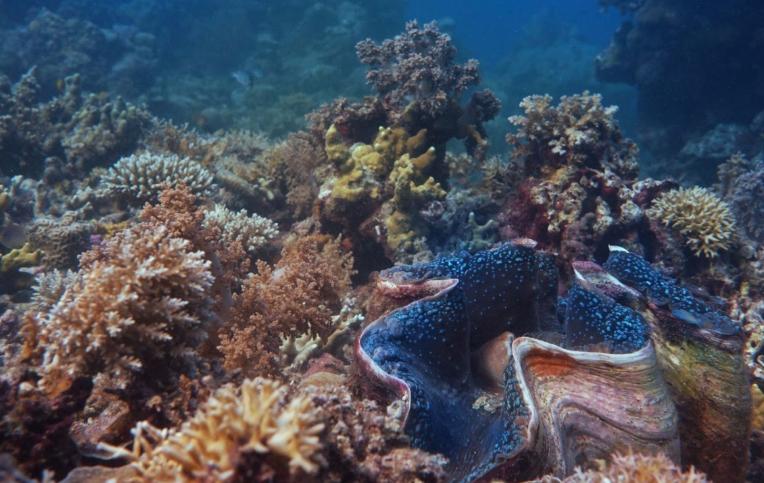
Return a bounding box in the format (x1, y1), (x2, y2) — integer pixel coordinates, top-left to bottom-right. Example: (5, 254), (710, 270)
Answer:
(326, 124), (431, 204)
(1, 243), (41, 272)
(647, 187), (736, 258)
(100, 378), (324, 481)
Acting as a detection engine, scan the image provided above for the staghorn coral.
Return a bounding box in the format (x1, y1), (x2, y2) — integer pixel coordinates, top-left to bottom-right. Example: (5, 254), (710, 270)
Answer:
(100, 378), (324, 481)
(647, 187), (736, 258)
(356, 20), (479, 122)
(103, 152), (215, 204)
(138, 186), (251, 316)
(21, 221), (214, 397)
(541, 450), (707, 483)
(202, 204), (278, 255)
(29, 269), (78, 313)
(218, 234), (354, 378)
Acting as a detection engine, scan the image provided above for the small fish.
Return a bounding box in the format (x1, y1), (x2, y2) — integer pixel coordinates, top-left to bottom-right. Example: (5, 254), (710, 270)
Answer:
(231, 68), (264, 89)
(231, 70), (253, 88)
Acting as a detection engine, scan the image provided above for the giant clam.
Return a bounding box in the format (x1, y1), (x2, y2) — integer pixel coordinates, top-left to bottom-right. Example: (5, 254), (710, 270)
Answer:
(356, 242), (750, 482)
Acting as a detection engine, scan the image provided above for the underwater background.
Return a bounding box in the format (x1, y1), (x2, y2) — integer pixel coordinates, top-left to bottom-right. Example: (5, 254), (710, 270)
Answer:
(0, 0), (763, 482)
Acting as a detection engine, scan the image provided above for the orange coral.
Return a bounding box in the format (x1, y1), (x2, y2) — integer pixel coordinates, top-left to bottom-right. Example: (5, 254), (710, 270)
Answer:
(218, 234), (354, 378)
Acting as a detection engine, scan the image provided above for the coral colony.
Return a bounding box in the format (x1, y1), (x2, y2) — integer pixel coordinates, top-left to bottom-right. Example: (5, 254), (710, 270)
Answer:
(0, 9), (763, 483)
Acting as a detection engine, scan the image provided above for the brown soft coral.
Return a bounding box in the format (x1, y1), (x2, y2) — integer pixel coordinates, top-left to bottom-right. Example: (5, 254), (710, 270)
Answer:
(218, 234), (354, 378)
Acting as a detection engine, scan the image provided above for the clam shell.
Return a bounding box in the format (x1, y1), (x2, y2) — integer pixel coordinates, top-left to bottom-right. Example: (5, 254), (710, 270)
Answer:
(502, 337), (679, 479)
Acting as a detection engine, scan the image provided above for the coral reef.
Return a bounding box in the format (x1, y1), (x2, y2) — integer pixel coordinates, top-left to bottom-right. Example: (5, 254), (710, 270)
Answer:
(499, 92), (654, 269)
(20, 221), (214, 397)
(0, 70), (151, 177)
(27, 213), (94, 270)
(646, 187), (737, 258)
(0, 8), (156, 98)
(354, 20), (500, 159)
(0, 6), (760, 482)
(356, 20), (479, 122)
(723, 159), (764, 245)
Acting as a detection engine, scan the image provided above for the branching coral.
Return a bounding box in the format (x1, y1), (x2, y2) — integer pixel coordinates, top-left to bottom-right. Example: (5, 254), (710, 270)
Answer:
(541, 450), (707, 483)
(507, 92), (638, 176)
(499, 92), (652, 267)
(265, 131), (328, 221)
(101, 378), (324, 481)
(647, 187), (736, 258)
(218, 234), (354, 378)
(21, 221), (215, 397)
(202, 204), (278, 254)
(103, 152), (215, 203)
(356, 20), (479, 121)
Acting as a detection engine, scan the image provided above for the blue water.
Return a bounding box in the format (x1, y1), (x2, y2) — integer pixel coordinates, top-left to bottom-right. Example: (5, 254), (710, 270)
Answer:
(405, 0), (623, 66)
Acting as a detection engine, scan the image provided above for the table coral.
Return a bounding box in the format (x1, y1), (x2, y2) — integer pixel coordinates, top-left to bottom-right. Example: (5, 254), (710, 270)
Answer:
(647, 186), (736, 258)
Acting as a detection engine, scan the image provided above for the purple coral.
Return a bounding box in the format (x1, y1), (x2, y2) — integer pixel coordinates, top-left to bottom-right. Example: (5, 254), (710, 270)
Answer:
(356, 20), (480, 120)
